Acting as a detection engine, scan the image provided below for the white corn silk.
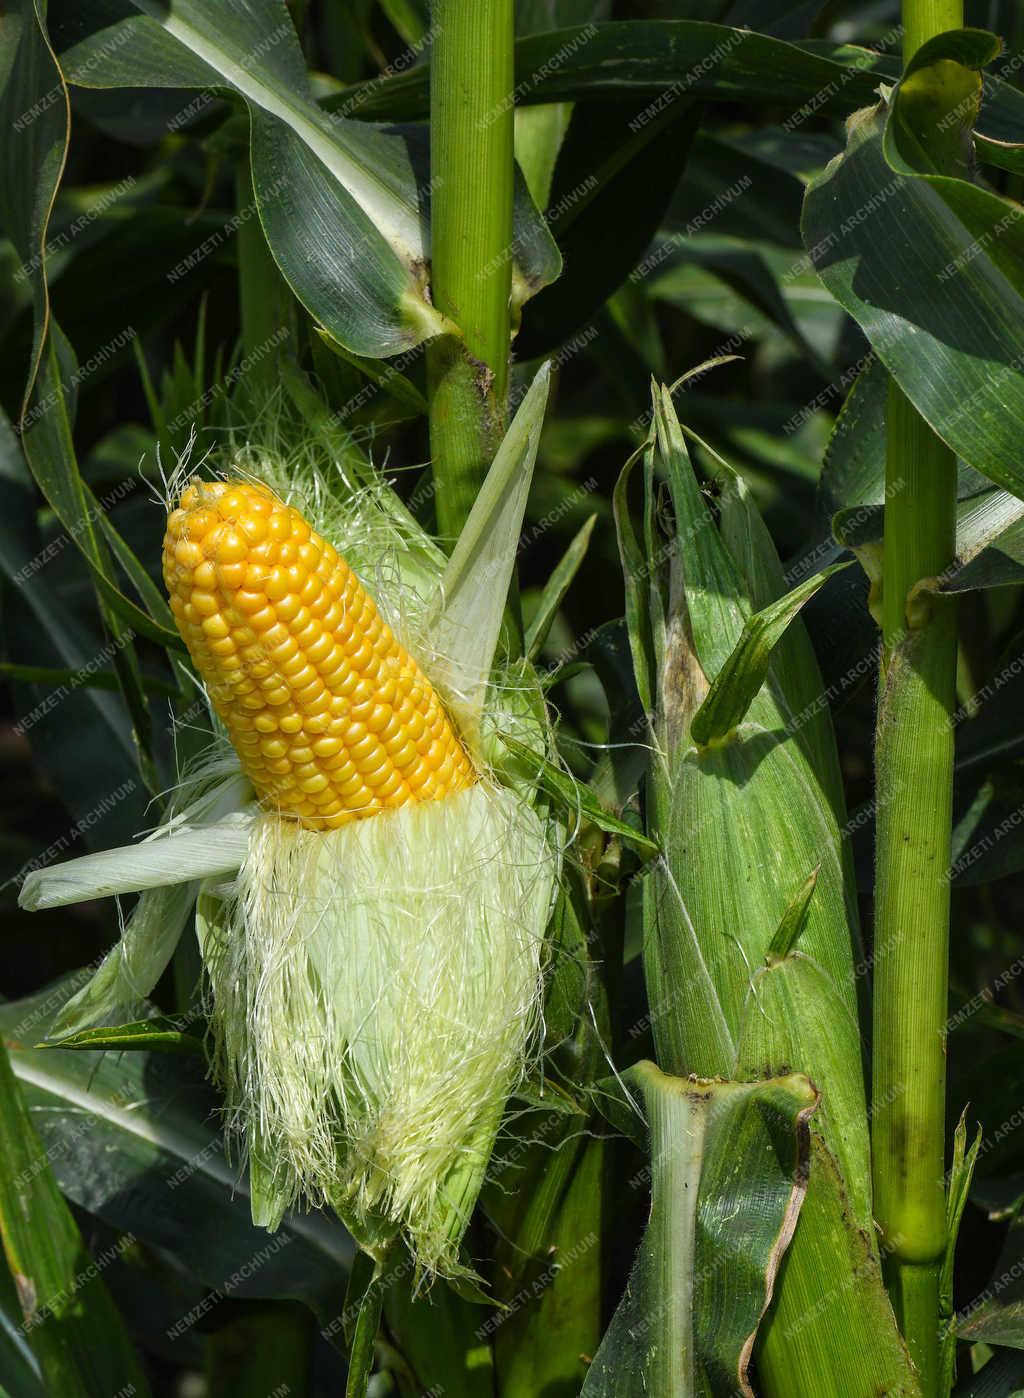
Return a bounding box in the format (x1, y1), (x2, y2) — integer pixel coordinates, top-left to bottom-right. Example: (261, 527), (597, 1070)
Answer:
(204, 781), (555, 1274)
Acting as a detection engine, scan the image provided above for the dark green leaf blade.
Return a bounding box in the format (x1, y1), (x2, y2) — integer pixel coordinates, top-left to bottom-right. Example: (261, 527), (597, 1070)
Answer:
(0, 1038), (151, 1397)
(802, 41), (1024, 500)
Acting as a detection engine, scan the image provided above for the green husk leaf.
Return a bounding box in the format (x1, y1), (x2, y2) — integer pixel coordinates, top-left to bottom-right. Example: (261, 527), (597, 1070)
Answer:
(429, 364), (551, 739)
(736, 950), (871, 1229)
(580, 1061), (818, 1398)
(755, 1137), (920, 1397)
(18, 807), (253, 910)
(525, 512), (598, 661)
(766, 867), (819, 960)
(690, 562), (849, 746)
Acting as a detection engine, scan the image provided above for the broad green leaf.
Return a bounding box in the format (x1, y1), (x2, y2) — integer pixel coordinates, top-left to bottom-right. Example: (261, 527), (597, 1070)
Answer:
(690, 561), (848, 746)
(802, 39), (1024, 501)
(516, 97), (701, 359)
(49, 0), (560, 355)
(331, 22), (883, 122)
(0, 1038), (151, 1397)
(835, 483), (1024, 595)
(0, 2), (168, 792)
(580, 1062), (817, 1398)
(959, 1199), (1024, 1348)
(1, 983), (353, 1329)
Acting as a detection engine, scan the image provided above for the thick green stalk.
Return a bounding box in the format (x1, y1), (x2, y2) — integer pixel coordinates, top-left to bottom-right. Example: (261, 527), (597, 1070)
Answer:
(427, 0), (515, 538)
(873, 371), (958, 1398)
(902, 0), (962, 56)
(872, 9), (963, 1385)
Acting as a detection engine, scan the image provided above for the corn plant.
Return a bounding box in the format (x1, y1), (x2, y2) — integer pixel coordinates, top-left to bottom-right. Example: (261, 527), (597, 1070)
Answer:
(4, 0), (1024, 1395)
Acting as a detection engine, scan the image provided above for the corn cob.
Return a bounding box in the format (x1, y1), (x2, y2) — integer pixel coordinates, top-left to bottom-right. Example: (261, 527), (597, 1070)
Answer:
(163, 479), (475, 829)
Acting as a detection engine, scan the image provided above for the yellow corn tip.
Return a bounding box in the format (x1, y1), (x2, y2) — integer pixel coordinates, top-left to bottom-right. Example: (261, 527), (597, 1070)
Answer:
(163, 478), (475, 829)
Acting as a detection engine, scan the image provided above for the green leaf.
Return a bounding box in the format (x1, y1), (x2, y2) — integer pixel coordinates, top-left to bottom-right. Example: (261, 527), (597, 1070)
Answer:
(499, 734), (658, 857)
(491, 1135), (604, 1398)
(525, 512), (597, 660)
(50, 0), (559, 356)
(331, 22), (883, 122)
(958, 1197), (1024, 1348)
(38, 1016), (204, 1056)
(833, 469), (1024, 595)
(341, 1249), (391, 1398)
(1, 982), (353, 1330)
(690, 561), (849, 746)
(765, 866), (819, 960)
(802, 39), (1024, 501)
(580, 1062), (818, 1398)
(0, 1037), (151, 1398)
(942, 1114), (984, 1392)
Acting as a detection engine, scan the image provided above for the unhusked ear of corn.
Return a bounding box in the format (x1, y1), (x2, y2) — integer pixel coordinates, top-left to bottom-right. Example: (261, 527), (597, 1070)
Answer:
(163, 479), (475, 829)
(18, 371), (557, 1278)
(164, 460), (555, 1276)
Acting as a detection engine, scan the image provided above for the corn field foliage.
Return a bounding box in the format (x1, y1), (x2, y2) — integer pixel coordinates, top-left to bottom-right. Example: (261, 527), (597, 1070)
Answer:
(3, 1), (1024, 1396)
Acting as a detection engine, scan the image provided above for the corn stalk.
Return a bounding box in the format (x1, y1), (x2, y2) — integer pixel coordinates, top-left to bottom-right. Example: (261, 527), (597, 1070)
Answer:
(872, 3), (963, 1390)
(426, 0), (515, 537)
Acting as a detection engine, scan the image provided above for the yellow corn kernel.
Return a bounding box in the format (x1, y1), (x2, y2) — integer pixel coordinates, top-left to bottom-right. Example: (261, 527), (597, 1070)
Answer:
(163, 479), (475, 829)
